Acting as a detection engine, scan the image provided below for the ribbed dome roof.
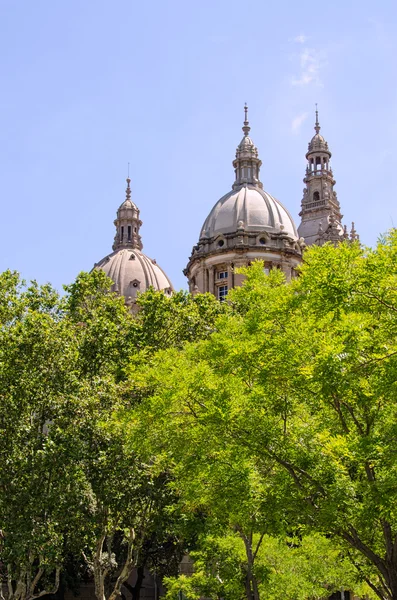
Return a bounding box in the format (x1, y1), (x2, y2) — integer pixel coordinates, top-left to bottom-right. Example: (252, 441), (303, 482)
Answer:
(119, 198), (138, 210)
(200, 184), (298, 240)
(95, 248), (173, 301)
(308, 132), (329, 153)
(238, 135), (256, 151)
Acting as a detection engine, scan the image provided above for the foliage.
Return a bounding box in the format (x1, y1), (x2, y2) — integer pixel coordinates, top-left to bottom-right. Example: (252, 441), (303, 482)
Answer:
(0, 271), (222, 600)
(128, 233), (397, 600)
(164, 532), (358, 600)
(0, 271), (90, 600)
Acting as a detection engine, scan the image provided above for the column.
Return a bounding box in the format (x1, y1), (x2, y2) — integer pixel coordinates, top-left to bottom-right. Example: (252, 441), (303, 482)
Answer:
(208, 266), (214, 296)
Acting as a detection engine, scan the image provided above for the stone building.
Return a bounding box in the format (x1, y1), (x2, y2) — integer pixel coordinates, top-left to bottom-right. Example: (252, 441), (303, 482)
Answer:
(184, 105), (304, 298)
(95, 107), (357, 304)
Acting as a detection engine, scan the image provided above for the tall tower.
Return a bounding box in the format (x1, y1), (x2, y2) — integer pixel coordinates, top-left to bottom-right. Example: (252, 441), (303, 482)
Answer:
(298, 109), (345, 245)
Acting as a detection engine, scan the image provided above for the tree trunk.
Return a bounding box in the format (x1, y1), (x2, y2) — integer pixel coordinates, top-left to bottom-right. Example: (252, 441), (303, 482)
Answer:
(93, 534), (108, 600)
(6, 567), (60, 600)
(238, 530), (260, 600)
(122, 567), (145, 600)
(107, 530), (138, 600)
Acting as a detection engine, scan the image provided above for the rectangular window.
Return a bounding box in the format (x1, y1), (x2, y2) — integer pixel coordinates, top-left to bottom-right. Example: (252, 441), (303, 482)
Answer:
(218, 285), (228, 301)
(218, 271), (228, 280)
(128, 225), (131, 241)
(121, 226), (124, 241)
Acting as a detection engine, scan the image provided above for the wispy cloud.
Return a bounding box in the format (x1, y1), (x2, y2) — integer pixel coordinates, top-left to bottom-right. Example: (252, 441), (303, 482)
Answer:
(291, 112), (309, 134)
(294, 34), (307, 44)
(291, 47), (323, 87)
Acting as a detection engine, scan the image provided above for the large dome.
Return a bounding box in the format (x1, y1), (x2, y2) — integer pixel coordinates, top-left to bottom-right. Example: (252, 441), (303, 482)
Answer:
(95, 248), (172, 302)
(200, 184), (298, 241)
(184, 107), (303, 296)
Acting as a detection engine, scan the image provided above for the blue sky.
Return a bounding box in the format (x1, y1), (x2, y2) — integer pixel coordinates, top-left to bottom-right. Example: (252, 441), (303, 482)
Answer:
(1, 0), (396, 291)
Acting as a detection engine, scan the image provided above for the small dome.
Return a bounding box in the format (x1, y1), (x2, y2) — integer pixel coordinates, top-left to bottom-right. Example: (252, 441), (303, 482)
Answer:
(308, 132), (329, 154)
(307, 110), (330, 155)
(95, 248), (173, 301)
(119, 198), (138, 210)
(238, 135), (256, 151)
(93, 177), (173, 306)
(200, 184), (298, 240)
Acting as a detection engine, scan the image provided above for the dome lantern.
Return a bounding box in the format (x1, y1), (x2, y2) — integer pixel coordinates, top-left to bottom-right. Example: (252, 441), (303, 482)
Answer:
(232, 104), (263, 189)
(112, 178), (143, 251)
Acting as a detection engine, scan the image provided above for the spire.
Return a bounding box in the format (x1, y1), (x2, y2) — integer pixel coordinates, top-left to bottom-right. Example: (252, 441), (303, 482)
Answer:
(242, 103), (251, 136)
(314, 104), (321, 135)
(125, 177), (131, 201)
(112, 176), (143, 251)
(232, 105), (262, 189)
(350, 222), (359, 242)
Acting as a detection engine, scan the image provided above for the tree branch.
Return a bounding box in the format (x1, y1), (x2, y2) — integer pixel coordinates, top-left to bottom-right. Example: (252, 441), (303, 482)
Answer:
(253, 533), (265, 562)
(108, 529), (137, 600)
(30, 568), (44, 597)
(30, 568), (60, 600)
(342, 527), (389, 582)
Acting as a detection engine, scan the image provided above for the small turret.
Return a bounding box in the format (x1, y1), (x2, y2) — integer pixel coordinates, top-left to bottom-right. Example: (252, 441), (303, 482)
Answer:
(298, 108), (346, 246)
(112, 178), (143, 251)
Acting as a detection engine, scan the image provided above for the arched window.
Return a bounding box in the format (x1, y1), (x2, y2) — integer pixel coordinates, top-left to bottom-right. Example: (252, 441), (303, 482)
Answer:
(313, 191), (320, 202)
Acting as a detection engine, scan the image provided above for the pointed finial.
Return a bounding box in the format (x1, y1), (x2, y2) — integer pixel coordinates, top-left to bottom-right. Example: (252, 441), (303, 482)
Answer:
(350, 222), (357, 241)
(242, 103), (250, 136)
(126, 176), (131, 201)
(315, 103), (320, 134)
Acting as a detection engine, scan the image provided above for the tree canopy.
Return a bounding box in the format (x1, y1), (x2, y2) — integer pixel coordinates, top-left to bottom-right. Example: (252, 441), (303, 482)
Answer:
(0, 271), (223, 600)
(3, 232), (397, 600)
(127, 232), (397, 600)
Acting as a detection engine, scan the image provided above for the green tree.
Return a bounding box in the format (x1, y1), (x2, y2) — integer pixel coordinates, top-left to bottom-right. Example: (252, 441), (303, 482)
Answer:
(164, 532), (359, 600)
(63, 273), (225, 600)
(128, 233), (397, 600)
(0, 269), (223, 600)
(0, 272), (93, 600)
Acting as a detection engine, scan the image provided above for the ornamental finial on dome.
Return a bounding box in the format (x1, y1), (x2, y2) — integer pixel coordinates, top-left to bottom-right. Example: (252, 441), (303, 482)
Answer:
(315, 103), (320, 135)
(126, 177), (131, 201)
(242, 103), (251, 137)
